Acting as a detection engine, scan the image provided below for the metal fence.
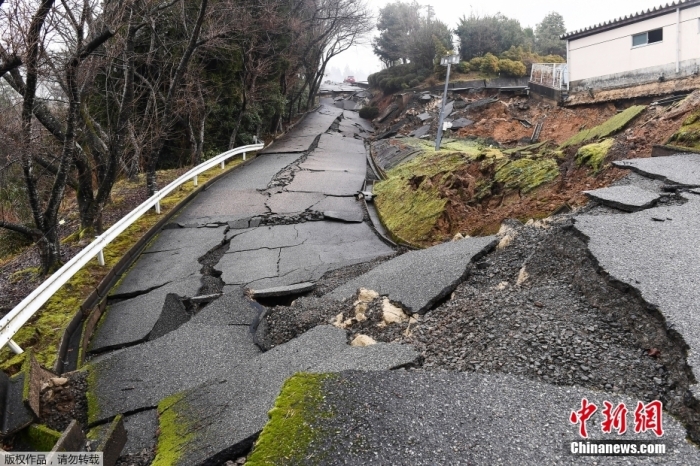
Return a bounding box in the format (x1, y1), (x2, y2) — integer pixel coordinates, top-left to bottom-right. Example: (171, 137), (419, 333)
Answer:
(530, 63), (569, 90)
(0, 143), (264, 354)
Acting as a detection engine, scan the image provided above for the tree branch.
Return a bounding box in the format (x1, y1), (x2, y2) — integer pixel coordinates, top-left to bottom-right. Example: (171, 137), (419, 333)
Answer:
(0, 221), (41, 240)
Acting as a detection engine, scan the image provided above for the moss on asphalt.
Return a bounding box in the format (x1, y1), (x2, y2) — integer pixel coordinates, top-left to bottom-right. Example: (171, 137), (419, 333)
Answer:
(152, 392), (194, 466)
(247, 373), (335, 466)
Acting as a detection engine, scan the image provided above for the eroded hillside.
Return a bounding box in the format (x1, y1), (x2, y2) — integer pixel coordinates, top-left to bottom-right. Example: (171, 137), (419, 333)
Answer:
(366, 88), (700, 246)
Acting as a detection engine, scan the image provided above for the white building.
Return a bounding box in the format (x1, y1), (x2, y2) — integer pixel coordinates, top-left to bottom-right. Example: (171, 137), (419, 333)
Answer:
(562, 0), (700, 91)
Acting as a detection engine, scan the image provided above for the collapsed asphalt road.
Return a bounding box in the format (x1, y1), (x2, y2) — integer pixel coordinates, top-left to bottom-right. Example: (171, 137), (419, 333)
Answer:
(81, 101), (700, 465)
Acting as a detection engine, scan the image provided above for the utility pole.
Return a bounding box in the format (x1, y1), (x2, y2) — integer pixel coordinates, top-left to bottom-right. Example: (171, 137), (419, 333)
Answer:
(435, 54), (459, 151)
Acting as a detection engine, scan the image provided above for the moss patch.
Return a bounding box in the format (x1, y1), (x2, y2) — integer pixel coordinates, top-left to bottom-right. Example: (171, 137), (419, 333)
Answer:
(0, 159), (247, 373)
(247, 373), (335, 466)
(667, 108), (700, 150)
(560, 105), (646, 148)
(494, 158), (560, 193)
(576, 138), (615, 172)
(152, 392), (194, 466)
(85, 366), (100, 425)
(374, 147), (471, 246)
(373, 137), (566, 246)
(19, 424), (62, 451)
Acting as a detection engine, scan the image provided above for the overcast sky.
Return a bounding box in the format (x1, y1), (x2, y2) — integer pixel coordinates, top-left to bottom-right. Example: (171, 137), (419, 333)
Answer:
(326, 0), (668, 81)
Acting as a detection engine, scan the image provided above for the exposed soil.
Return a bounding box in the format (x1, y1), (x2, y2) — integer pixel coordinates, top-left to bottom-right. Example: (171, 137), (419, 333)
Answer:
(366, 87), (698, 244)
(39, 370), (88, 432)
(435, 163), (630, 238)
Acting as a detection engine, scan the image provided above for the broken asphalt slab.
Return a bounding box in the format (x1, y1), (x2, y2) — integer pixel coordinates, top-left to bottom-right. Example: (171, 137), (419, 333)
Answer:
(217, 222), (394, 289)
(266, 191), (325, 215)
(613, 153), (700, 187)
(151, 326), (418, 466)
(87, 320), (262, 423)
(111, 227), (224, 297)
(90, 279), (201, 353)
(584, 185), (661, 212)
(249, 370), (700, 465)
(260, 105), (343, 154)
(285, 170), (366, 196)
(409, 125), (431, 138)
(189, 287), (263, 326)
(121, 409), (158, 456)
(247, 282), (315, 298)
(574, 197), (700, 397)
(299, 133), (367, 174)
(329, 236), (497, 315)
(175, 189), (268, 226)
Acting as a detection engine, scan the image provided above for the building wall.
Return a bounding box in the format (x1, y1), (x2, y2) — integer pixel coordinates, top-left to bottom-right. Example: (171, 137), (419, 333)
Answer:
(569, 5), (700, 83)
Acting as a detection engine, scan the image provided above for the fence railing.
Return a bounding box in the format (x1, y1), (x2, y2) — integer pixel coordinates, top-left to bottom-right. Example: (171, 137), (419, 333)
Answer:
(0, 143), (264, 355)
(530, 63), (569, 90)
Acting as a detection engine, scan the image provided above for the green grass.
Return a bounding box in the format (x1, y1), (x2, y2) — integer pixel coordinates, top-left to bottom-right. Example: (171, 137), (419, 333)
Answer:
(374, 141), (476, 246)
(247, 373), (335, 466)
(0, 159), (247, 373)
(373, 137), (564, 246)
(560, 106), (646, 148)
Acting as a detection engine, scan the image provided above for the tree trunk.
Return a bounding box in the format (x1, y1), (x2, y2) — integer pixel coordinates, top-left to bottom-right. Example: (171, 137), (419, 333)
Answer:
(37, 229), (62, 275)
(229, 89), (247, 150)
(147, 0), (208, 195)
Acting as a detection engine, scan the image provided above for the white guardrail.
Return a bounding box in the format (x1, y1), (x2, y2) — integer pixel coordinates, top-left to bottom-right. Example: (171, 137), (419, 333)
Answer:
(0, 142), (264, 354)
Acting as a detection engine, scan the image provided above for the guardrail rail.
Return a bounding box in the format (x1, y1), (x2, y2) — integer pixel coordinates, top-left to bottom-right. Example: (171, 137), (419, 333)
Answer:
(0, 143), (264, 355)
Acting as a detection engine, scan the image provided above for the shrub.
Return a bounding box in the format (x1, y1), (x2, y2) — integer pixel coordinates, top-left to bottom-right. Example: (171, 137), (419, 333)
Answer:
(368, 63), (431, 94)
(498, 59), (527, 77)
(359, 106), (379, 119)
(469, 56), (484, 71)
(455, 61), (471, 73)
(480, 53), (500, 74)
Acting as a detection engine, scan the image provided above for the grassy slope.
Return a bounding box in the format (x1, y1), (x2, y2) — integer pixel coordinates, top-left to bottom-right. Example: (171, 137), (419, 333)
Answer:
(0, 159), (246, 372)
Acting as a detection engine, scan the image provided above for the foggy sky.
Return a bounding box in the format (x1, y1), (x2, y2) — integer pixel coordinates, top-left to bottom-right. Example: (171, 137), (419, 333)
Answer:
(327, 0), (673, 81)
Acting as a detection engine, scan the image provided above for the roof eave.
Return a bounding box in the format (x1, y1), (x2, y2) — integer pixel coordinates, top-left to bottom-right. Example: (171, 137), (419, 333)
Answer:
(560, 0), (700, 41)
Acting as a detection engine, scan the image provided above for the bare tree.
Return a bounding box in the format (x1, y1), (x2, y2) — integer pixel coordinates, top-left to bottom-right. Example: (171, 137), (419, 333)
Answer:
(0, 0), (114, 273)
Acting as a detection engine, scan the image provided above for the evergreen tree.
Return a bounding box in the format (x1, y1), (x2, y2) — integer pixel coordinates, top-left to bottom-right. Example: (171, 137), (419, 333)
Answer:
(535, 12), (567, 57)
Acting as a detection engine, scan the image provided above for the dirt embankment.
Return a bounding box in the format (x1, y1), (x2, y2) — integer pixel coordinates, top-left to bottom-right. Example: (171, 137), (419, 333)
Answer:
(366, 89), (698, 245)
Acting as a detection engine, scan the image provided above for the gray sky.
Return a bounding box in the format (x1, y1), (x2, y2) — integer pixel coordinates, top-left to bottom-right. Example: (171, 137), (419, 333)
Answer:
(326, 0), (667, 81)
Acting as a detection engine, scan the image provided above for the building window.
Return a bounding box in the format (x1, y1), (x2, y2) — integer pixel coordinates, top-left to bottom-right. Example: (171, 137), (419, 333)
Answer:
(632, 28), (663, 47)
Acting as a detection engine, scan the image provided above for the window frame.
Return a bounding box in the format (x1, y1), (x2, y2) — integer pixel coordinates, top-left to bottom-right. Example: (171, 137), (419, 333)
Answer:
(631, 28), (664, 48)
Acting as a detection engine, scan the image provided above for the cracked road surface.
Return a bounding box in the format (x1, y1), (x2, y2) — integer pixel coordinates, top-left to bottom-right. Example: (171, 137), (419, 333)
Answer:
(85, 104), (700, 465)
(86, 105), (415, 464)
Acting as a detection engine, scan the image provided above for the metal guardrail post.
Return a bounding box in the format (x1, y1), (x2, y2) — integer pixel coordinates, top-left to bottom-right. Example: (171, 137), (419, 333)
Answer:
(193, 175), (198, 187)
(154, 191), (161, 214)
(96, 236), (105, 266)
(220, 160), (225, 170)
(8, 340), (23, 355)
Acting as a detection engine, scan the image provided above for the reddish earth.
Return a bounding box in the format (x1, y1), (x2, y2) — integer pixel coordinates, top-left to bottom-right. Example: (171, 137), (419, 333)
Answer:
(369, 88), (696, 242)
